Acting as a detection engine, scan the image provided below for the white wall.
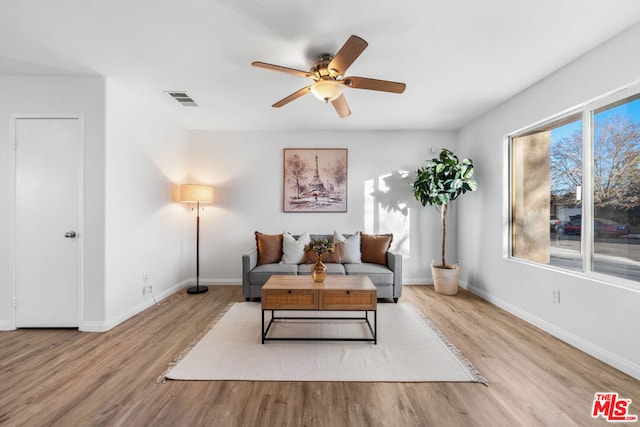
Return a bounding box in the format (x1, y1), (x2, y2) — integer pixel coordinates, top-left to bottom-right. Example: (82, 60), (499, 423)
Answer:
(458, 23), (640, 379)
(188, 130), (457, 285)
(0, 76), (189, 332)
(104, 79), (190, 328)
(0, 75), (106, 329)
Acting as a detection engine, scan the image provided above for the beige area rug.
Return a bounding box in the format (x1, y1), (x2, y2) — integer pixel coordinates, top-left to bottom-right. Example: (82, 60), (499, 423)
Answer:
(162, 302), (487, 384)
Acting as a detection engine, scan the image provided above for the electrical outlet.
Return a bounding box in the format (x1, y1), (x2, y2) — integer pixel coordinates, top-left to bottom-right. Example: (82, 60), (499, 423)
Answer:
(552, 289), (560, 303)
(142, 273), (150, 295)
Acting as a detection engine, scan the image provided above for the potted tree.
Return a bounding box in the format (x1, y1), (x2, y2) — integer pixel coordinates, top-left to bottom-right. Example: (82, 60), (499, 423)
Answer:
(411, 148), (478, 295)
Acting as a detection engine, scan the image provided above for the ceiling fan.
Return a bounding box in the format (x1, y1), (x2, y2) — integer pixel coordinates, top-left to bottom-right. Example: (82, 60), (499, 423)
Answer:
(252, 35), (406, 118)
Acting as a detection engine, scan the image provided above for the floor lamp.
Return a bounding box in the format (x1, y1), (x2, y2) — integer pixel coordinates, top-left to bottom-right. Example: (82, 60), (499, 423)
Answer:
(180, 184), (214, 294)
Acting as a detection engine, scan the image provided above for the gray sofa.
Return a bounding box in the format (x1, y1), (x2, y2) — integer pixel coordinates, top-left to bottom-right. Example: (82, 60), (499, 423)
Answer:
(242, 233), (402, 302)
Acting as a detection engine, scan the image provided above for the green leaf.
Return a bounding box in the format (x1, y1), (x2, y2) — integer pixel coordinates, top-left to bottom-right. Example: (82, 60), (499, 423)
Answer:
(412, 149), (477, 207)
(411, 147), (478, 264)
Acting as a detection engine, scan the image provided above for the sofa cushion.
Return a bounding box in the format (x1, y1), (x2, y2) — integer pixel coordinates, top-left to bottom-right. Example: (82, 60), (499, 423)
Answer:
(281, 231), (310, 264)
(298, 263), (346, 275)
(344, 263), (393, 285)
(360, 232), (393, 266)
(255, 231), (283, 265)
(333, 231), (361, 264)
(250, 263), (298, 285)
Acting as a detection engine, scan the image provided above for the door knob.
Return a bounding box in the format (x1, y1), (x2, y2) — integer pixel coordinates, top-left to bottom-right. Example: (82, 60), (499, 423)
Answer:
(64, 231), (77, 238)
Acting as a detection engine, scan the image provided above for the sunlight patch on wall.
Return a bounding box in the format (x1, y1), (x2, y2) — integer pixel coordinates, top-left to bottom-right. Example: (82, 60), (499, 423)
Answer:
(364, 171), (411, 257)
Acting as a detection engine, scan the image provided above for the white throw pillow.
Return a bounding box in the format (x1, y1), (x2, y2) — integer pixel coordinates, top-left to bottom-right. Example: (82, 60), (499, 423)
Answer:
(280, 231), (310, 264)
(333, 231), (361, 264)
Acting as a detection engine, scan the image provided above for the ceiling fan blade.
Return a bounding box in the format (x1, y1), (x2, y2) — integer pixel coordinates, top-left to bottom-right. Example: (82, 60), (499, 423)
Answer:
(328, 35), (368, 75)
(331, 94), (351, 118)
(252, 61), (314, 79)
(272, 86), (312, 108)
(343, 76), (406, 94)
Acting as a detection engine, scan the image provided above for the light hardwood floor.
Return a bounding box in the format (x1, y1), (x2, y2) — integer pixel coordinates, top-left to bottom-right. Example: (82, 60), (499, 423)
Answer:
(0, 285), (638, 426)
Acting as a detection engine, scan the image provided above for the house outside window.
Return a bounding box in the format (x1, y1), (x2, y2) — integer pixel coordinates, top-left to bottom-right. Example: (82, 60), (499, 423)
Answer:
(509, 87), (640, 287)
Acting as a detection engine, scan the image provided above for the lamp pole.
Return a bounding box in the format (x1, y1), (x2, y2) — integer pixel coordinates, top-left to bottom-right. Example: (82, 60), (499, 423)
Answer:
(187, 200), (208, 294)
(180, 184), (212, 295)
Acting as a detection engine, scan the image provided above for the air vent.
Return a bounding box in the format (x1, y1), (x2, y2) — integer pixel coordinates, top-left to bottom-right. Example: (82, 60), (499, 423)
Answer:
(167, 91), (198, 107)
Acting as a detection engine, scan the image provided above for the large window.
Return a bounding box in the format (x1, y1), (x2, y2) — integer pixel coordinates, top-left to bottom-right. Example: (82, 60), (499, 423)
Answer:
(510, 89), (640, 286)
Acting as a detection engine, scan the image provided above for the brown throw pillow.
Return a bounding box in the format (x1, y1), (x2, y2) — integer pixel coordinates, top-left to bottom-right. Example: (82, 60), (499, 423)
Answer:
(305, 244), (341, 264)
(255, 231), (283, 265)
(360, 232), (393, 266)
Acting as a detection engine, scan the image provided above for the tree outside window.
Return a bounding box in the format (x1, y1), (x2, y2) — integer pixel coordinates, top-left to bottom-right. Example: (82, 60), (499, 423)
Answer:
(511, 91), (640, 284)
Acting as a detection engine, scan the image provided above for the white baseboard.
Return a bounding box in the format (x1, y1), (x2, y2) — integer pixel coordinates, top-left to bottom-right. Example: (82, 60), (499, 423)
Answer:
(80, 280), (188, 332)
(460, 280), (640, 381)
(402, 278), (432, 285)
(192, 278), (242, 285)
(0, 320), (13, 331)
(79, 320), (107, 332)
(4, 279), (236, 333)
(196, 278), (428, 286)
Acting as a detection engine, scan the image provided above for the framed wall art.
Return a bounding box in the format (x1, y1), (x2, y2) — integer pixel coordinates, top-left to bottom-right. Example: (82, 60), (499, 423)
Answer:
(283, 148), (347, 212)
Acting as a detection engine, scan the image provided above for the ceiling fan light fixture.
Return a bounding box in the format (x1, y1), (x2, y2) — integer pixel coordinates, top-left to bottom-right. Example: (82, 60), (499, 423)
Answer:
(252, 35), (405, 116)
(311, 80), (343, 103)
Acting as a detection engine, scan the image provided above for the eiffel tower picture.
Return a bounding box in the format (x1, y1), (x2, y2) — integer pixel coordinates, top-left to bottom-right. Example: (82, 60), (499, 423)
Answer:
(283, 148), (347, 212)
(306, 153), (328, 196)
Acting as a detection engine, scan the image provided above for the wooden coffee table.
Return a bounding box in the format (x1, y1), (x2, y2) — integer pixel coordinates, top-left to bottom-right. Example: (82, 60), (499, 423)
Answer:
(261, 275), (377, 344)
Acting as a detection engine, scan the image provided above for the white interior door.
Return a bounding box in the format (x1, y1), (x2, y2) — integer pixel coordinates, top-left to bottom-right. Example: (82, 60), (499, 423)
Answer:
(15, 117), (81, 327)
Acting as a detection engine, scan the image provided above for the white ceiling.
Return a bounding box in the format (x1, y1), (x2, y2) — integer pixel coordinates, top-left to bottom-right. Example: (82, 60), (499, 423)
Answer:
(1, 0), (640, 131)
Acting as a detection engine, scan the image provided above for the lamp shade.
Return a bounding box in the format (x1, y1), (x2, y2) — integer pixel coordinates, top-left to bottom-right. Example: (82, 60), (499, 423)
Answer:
(311, 80), (344, 102)
(180, 184), (214, 203)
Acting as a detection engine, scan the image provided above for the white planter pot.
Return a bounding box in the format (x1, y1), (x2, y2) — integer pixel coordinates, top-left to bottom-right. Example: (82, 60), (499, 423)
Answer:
(431, 261), (460, 295)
